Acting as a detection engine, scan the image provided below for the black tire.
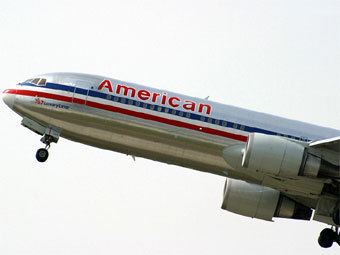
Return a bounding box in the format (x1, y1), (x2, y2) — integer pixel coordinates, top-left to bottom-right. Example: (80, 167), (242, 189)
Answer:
(318, 228), (336, 248)
(36, 148), (49, 162)
(332, 209), (340, 225)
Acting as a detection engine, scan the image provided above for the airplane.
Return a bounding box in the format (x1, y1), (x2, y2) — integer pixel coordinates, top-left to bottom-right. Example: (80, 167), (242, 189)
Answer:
(2, 72), (340, 248)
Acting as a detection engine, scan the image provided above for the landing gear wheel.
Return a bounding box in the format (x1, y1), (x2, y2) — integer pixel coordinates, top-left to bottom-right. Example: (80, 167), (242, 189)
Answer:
(36, 148), (49, 162)
(333, 209), (340, 225)
(318, 228), (336, 248)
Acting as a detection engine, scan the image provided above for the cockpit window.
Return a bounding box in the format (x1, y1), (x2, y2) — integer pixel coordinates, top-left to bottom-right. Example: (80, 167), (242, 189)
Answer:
(32, 78), (40, 84)
(23, 79), (33, 83)
(30, 78), (47, 86)
(38, 78), (47, 86)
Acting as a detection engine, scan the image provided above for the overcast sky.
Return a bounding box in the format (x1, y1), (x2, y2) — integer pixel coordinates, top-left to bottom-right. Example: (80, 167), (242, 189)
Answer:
(1, 0), (339, 254)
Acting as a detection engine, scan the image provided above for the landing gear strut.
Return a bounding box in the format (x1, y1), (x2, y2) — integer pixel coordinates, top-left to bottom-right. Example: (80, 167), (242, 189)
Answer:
(35, 128), (59, 163)
(333, 209), (340, 226)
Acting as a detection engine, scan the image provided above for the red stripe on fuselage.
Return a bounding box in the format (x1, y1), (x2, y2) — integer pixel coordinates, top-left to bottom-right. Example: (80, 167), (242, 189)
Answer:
(7, 89), (73, 103)
(8, 89), (248, 142)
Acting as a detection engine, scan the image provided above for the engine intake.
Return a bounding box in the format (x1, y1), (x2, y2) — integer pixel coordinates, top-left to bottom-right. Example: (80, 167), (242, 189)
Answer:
(221, 178), (312, 221)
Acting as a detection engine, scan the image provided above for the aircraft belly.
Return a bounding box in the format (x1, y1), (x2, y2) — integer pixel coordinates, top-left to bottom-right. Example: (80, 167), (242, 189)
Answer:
(64, 111), (235, 176)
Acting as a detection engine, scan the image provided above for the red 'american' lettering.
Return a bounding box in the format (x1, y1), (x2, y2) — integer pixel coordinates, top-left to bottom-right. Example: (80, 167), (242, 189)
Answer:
(97, 80), (212, 115)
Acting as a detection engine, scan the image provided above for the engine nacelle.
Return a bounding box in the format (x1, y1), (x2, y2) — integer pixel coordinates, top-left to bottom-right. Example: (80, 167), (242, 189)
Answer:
(241, 133), (338, 178)
(242, 133), (306, 176)
(221, 178), (312, 221)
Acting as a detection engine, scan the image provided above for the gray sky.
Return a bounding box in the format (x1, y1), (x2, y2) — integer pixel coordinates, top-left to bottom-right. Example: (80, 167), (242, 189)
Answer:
(1, 0), (339, 254)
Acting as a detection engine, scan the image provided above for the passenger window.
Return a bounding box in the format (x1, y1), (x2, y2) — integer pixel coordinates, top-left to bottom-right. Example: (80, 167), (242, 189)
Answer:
(38, 78), (47, 86)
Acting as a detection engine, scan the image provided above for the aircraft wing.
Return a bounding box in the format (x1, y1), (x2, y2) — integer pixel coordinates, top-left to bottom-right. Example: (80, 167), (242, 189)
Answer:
(309, 136), (340, 153)
(222, 133), (340, 228)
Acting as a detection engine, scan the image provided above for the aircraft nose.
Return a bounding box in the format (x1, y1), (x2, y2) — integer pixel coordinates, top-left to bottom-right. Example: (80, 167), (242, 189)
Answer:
(2, 89), (16, 109)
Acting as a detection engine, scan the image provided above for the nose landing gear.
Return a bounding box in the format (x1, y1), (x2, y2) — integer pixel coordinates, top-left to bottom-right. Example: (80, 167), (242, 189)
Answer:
(35, 128), (60, 163)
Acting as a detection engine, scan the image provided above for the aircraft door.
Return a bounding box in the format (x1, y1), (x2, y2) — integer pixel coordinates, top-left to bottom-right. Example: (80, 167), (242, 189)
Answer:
(73, 80), (90, 106)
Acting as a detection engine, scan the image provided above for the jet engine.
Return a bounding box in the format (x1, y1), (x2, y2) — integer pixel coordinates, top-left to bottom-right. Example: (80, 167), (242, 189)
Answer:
(221, 178), (312, 221)
(241, 133), (339, 178)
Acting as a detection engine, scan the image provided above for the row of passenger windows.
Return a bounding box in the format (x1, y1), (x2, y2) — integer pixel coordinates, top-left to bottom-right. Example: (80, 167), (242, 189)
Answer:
(106, 94), (248, 131)
(106, 94), (304, 140)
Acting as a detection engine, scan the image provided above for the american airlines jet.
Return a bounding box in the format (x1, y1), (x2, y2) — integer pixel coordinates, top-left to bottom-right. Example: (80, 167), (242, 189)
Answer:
(2, 73), (340, 248)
